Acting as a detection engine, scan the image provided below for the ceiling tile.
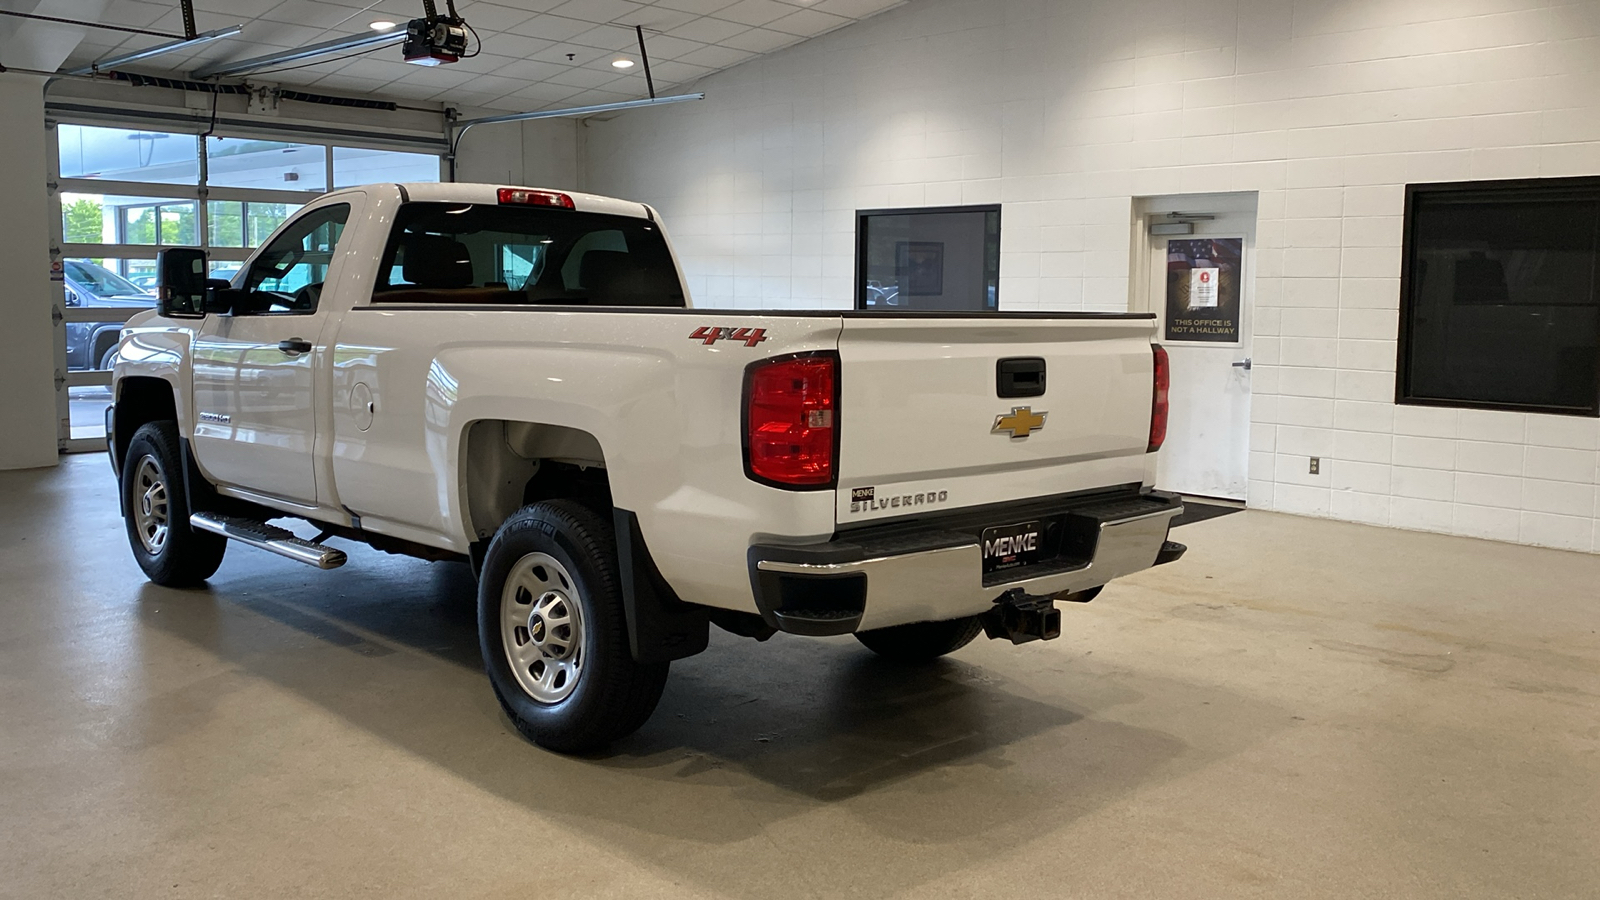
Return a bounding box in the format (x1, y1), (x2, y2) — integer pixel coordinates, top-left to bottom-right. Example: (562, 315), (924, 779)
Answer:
(478, 32), (557, 59)
(628, 33), (704, 61)
(507, 14), (595, 42)
(241, 22), (337, 50)
(188, 0), (283, 16)
(492, 56), (571, 81)
(543, 0), (646, 26)
(561, 87), (638, 107)
(664, 16), (749, 44)
(546, 66), (629, 89)
(452, 2), (540, 32)
(260, 1), (371, 30)
(718, 26), (803, 53)
(643, 58), (716, 85)
(148, 7), (242, 35)
(455, 73), (530, 95)
(651, 0), (742, 14)
(766, 8), (852, 37)
(568, 24), (641, 52)
(96, 0), (176, 29)
(504, 81), (586, 103)
(810, 0), (905, 19)
(709, 0), (795, 27)
(612, 7), (696, 30)
(675, 43), (758, 68)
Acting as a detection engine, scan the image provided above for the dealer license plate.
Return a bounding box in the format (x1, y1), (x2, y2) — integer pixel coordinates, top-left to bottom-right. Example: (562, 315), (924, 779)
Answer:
(981, 520), (1046, 575)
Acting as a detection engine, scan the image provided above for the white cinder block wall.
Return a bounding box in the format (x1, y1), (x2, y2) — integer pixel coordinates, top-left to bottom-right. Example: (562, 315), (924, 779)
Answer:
(581, 0), (1600, 554)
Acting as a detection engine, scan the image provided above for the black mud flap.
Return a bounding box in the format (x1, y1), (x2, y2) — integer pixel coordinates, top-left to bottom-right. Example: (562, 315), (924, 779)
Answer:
(614, 510), (710, 664)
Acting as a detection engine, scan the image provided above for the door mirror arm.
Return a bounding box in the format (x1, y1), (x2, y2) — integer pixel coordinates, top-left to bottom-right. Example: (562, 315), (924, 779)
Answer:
(204, 288), (246, 315)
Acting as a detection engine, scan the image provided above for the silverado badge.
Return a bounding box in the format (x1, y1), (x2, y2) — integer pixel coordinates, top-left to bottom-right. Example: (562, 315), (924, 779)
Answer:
(992, 406), (1047, 439)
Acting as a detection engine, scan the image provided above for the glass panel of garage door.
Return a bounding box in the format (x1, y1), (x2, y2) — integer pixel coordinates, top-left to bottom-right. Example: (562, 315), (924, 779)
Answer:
(62, 258), (158, 371)
(57, 124), (199, 184)
(62, 192), (198, 246)
(207, 200), (303, 249)
(206, 137), (327, 192)
(333, 146), (439, 187)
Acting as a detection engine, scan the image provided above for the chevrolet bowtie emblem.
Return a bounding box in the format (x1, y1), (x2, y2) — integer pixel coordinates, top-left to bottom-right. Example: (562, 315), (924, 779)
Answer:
(992, 406), (1047, 439)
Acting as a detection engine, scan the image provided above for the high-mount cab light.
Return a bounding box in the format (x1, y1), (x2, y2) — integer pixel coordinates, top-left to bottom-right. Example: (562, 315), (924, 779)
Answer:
(497, 188), (575, 209)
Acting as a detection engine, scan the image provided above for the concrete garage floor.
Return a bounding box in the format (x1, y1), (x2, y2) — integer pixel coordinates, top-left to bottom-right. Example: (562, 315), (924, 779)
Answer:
(2, 457), (1597, 899)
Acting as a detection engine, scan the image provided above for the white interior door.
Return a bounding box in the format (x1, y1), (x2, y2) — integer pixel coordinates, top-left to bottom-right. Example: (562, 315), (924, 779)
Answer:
(1136, 196), (1257, 501)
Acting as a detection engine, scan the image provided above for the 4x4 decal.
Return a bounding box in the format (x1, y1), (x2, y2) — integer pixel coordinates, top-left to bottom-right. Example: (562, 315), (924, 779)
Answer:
(690, 326), (769, 347)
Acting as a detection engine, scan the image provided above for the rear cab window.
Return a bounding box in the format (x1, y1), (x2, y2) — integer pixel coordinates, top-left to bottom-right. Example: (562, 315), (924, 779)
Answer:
(372, 202), (685, 308)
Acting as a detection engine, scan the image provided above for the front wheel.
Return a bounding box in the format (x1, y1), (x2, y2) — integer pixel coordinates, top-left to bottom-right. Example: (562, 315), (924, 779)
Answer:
(122, 421), (227, 586)
(477, 500), (668, 753)
(855, 616), (984, 662)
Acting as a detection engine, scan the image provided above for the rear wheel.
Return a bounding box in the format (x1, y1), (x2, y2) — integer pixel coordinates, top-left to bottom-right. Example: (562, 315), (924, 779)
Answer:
(855, 616), (984, 662)
(122, 421), (227, 586)
(477, 500), (668, 753)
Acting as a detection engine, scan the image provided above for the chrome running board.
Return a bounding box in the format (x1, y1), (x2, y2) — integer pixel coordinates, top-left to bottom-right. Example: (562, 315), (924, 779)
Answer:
(190, 512), (347, 570)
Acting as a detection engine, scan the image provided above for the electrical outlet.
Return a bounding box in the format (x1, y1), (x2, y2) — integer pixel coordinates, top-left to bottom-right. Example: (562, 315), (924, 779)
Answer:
(1309, 457), (1320, 475)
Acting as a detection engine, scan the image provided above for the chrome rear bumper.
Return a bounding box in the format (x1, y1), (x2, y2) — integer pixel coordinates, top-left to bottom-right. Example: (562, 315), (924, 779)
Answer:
(748, 490), (1185, 634)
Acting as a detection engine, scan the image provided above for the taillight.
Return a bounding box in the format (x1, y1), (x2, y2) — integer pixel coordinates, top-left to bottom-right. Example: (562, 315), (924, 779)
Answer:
(497, 187), (574, 209)
(1148, 344), (1170, 453)
(744, 354), (838, 488)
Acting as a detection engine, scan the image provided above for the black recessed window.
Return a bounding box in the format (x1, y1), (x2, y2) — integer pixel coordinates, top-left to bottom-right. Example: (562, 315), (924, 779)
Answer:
(1399, 177), (1600, 416)
(856, 205), (1000, 311)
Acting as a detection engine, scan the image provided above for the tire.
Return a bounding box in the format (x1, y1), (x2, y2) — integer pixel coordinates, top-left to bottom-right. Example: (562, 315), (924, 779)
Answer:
(477, 500), (668, 753)
(855, 616), (984, 662)
(97, 342), (118, 372)
(122, 421), (227, 586)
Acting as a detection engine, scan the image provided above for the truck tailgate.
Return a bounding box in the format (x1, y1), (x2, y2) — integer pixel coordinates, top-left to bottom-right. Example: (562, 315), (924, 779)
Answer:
(834, 315), (1157, 526)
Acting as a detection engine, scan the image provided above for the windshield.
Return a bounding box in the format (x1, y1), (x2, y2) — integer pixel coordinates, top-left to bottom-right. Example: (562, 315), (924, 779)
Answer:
(374, 202), (685, 307)
(65, 260), (149, 298)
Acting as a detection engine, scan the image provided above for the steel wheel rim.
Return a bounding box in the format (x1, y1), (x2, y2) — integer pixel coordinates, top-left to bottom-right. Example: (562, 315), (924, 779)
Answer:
(132, 455), (170, 555)
(501, 552), (587, 704)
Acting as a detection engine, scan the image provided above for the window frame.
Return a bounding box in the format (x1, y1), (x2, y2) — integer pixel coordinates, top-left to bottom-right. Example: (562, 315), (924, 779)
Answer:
(854, 203), (1002, 312)
(1396, 176), (1600, 418)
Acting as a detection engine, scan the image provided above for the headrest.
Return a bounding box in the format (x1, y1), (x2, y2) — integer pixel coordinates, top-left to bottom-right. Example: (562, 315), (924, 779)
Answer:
(402, 234), (473, 289)
(578, 249), (631, 292)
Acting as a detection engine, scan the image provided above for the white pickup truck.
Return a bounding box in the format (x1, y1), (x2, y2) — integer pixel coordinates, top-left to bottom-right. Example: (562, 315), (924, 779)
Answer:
(109, 182), (1186, 752)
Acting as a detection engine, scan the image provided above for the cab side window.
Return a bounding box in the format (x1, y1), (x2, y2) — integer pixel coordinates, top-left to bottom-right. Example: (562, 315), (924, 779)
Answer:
(235, 203), (351, 315)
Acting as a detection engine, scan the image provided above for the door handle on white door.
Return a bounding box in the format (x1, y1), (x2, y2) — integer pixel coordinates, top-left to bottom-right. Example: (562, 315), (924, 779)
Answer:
(1232, 358), (1252, 370)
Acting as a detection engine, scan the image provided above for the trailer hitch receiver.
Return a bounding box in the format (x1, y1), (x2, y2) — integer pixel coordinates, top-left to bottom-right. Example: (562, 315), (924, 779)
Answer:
(980, 588), (1062, 644)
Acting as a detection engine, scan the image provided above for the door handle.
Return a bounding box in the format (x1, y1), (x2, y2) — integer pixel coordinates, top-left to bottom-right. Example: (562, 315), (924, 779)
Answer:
(278, 338), (312, 355)
(1232, 358), (1252, 370)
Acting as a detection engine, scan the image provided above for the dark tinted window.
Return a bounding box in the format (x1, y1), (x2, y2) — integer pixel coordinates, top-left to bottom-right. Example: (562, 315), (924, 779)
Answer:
(1400, 178), (1600, 416)
(374, 202), (685, 307)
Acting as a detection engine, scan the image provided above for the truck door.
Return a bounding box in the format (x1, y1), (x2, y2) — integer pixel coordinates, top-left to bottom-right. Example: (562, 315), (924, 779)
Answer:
(190, 202), (352, 506)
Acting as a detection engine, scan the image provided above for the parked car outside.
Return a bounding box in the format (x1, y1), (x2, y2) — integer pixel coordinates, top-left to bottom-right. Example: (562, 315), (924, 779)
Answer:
(63, 260), (155, 371)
